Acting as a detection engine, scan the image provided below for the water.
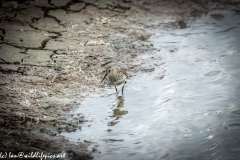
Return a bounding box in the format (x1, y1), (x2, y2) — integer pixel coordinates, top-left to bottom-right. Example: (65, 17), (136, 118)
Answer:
(62, 12), (240, 160)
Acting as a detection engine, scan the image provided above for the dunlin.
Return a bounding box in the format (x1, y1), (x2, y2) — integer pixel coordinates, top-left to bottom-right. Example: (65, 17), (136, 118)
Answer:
(101, 66), (127, 93)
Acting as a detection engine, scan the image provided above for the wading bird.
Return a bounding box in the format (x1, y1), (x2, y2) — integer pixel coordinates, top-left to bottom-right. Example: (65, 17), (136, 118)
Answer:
(101, 66), (127, 93)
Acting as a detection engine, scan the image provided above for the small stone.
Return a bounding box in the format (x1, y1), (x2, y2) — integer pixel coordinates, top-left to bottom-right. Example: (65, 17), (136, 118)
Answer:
(79, 117), (85, 123)
(14, 61), (20, 64)
(178, 20), (187, 29)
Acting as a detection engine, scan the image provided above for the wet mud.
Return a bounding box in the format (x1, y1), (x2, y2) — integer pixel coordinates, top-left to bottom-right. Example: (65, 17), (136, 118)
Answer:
(0, 0), (240, 159)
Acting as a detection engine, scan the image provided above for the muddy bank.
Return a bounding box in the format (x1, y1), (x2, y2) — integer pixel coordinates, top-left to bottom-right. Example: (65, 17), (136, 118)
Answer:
(1, 0), (239, 159)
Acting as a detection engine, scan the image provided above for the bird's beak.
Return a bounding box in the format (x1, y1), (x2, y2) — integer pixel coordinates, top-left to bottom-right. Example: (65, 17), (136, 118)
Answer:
(101, 73), (108, 83)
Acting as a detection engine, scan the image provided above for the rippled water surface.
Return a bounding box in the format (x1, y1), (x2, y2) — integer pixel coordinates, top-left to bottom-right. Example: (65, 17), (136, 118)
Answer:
(62, 12), (240, 159)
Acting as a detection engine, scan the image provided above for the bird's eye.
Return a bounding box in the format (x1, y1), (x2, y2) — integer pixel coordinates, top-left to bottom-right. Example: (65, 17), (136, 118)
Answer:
(108, 70), (111, 72)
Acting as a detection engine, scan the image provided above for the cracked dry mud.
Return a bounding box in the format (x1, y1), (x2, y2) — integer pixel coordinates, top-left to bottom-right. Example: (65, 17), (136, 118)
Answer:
(1, 0), (239, 159)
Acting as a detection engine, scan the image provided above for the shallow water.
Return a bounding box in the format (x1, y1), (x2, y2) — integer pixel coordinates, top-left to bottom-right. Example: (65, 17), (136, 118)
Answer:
(62, 12), (240, 159)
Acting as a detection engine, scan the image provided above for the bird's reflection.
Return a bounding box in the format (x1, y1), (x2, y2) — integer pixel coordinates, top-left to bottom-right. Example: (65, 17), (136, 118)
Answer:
(108, 95), (128, 126)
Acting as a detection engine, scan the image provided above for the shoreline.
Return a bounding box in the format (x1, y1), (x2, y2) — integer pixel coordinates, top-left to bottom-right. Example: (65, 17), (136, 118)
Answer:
(1, 0), (239, 159)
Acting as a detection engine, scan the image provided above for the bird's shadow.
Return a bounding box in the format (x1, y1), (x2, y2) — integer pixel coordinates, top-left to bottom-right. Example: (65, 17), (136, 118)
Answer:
(107, 95), (128, 126)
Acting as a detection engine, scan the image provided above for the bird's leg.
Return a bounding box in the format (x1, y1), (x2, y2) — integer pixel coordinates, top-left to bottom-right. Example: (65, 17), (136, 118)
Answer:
(115, 85), (120, 95)
(121, 81), (127, 93)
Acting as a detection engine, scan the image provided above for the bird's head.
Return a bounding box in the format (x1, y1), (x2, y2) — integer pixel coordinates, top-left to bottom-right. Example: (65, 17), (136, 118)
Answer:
(101, 66), (112, 82)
